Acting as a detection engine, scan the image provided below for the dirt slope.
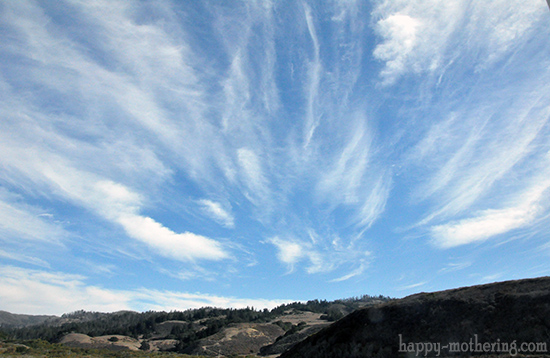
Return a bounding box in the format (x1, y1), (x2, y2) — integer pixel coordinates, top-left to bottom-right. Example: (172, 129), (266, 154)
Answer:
(59, 333), (141, 351)
(184, 323), (286, 356)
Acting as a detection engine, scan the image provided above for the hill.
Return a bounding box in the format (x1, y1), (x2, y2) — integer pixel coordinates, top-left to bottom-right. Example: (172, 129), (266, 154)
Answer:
(280, 277), (550, 358)
(1, 295), (388, 356)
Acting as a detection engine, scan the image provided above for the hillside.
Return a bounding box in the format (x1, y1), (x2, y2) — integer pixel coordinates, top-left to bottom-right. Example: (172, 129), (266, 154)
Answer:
(280, 277), (550, 358)
(1, 295), (388, 357)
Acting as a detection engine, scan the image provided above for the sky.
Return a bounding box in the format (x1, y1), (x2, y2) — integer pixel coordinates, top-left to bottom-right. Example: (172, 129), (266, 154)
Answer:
(0, 0), (549, 316)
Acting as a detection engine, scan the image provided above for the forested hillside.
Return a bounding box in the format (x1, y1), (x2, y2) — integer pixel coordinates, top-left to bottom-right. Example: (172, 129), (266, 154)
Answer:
(1, 294), (389, 356)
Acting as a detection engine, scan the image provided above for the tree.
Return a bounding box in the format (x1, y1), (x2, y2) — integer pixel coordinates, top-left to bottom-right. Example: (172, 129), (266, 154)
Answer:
(139, 341), (150, 351)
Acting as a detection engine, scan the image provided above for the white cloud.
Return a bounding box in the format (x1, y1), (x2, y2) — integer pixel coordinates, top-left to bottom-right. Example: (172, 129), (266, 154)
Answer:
(237, 148), (270, 205)
(431, 179), (550, 248)
(117, 214), (228, 261)
(0, 249), (50, 268)
(0, 125), (229, 262)
(372, 0), (545, 84)
(0, 266), (130, 315)
(317, 119), (373, 204)
(397, 281), (427, 291)
(373, 14), (421, 84)
(303, 2), (322, 146)
(269, 237), (304, 268)
(94, 180), (143, 219)
(0, 265), (288, 315)
(330, 261), (369, 282)
(268, 235), (369, 277)
(438, 261), (471, 274)
(467, 0), (545, 69)
(479, 273), (504, 284)
(198, 199), (235, 228)
(268, 236), (332, 274)
(221, 50), (251, 132)
(316, 117), (391, 229)
(406, 50), (550, 228)
(431, 207), (538, 249)
(357, 175), (392, 229)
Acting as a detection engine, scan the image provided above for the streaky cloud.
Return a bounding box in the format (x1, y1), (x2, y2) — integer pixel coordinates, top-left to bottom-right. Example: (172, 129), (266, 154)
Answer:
(198, 199), (235, 228)
(431, 177), (550, 248)
(303, 2), (322, 147)
(372, 0), (545, 84)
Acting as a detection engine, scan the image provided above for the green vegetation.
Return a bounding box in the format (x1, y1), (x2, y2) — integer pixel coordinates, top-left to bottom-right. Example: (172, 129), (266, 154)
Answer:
(0, 338), (206, 358)
(0, 338), (265, 358)
(274, 322), (307, 343)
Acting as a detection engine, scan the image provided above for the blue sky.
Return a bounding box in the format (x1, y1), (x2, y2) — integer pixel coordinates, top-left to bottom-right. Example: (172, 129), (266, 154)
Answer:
(1, 0), (549, 315)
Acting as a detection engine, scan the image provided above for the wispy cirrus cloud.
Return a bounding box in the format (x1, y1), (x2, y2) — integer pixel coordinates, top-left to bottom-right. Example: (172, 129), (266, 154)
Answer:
(0, 105), (228, 262)
(431, 177), (550, 248)
(303, 2), (322, 147)
(438, 261), (472, 274)
(330, 260), (370, 283)
(372, 0), (545, 84)
(0, 0), (230, 262)
(397, 280), (427, 292)
(2, 0), (548, 310)
(237, 147), (270, 206)
(375, 0), (550, 251)
(0, 249), (51, 268)
(213, 1), (389, 276)
(268, 232), (372, 279)
(268, 237), (309, 273)
(267, 236), (334, 275)
(198, 199), (235, 228)
(0, 191), (65, 245)
(409, 68), (550, 247)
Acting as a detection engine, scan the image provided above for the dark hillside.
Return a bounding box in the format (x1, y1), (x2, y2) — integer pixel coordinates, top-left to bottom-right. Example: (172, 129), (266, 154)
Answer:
(280, 277), (550, 358)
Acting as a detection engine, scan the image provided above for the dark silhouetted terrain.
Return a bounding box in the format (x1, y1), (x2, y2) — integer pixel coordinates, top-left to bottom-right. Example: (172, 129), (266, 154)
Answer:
(280, 277), (550, 358)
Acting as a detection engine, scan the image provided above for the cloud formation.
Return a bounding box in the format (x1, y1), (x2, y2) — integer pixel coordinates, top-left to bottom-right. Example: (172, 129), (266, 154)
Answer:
(0, 0), (549, 308)
(198, 199), (235, 228)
